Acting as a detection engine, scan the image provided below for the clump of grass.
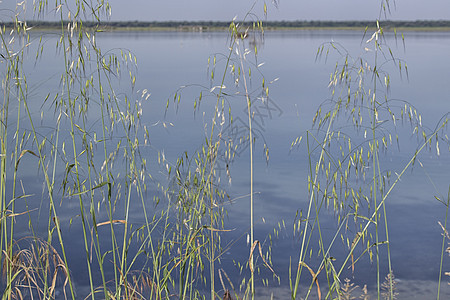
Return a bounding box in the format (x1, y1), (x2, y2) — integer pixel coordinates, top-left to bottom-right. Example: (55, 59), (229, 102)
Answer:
(1, 237), (70, 299)
(165, 7), (279, 299)
(0, 1), (154, 298)
(290, 3), (449, 298)
(86, 271), (162, 300)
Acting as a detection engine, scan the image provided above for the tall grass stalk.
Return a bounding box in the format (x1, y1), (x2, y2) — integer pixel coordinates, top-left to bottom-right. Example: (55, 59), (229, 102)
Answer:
(235, 28), (255, 299)
(371, 23), (382, 300)
(58, 8), (96, 299)
(291, 102), (336, 300)
(437, 186), (450, 299)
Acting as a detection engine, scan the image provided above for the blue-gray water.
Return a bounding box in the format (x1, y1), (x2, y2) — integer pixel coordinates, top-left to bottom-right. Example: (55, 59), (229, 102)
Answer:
(10, 29), (450, 298)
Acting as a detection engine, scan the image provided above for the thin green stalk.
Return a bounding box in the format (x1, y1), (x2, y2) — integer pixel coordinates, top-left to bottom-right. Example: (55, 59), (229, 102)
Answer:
(202, 27), (236, 299)
(377, 148), (394, 299)
(236, 38), (255, 299)
(210, 182), (216, 300)
(292, 105), (337, 300)
(302, 131), (334, 300)
(95, 43), (119, 298)
(437, 186), (450, 300)
(372, 87), (381, 300)
(0, 31), (13, 299)
(43, 109), (62, 298)
(248, 68), (254, 300)
(57, 9), (94, 298)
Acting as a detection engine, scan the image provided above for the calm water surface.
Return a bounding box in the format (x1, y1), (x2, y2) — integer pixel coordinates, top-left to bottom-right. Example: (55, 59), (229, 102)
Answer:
(13, 30), (450, 298)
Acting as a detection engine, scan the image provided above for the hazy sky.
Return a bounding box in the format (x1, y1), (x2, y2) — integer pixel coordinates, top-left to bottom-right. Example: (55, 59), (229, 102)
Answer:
(105, 0), (450, 21)
(2, 1), (450, 21)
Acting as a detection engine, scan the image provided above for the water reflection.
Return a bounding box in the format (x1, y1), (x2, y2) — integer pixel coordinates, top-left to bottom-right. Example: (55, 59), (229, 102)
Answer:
(11, 30), (450, 298)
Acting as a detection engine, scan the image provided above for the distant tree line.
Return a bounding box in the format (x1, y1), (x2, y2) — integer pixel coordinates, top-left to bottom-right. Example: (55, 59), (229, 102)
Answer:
(265, 20), (450, 28)
(1, 20), (450, 30)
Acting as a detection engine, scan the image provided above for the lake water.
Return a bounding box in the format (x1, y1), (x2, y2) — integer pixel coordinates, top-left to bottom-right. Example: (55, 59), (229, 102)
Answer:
(6, 29), (450, 299)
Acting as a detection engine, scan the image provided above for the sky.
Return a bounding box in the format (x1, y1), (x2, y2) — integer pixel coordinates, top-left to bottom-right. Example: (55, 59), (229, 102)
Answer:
(1, 0), (450, 21)
(105, 0), (450, 21)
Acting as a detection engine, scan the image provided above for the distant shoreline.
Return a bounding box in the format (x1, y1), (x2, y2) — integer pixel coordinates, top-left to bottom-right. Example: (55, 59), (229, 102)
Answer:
(2, 20), (450, 32)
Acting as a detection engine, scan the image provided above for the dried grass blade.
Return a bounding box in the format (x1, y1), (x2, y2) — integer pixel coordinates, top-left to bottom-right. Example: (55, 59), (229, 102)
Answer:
(298, 261), (322, 300)
(96, 220), (127, 227)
